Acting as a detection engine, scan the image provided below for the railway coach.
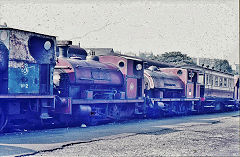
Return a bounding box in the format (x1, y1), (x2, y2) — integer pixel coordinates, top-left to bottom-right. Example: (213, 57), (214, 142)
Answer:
(180, 65), (238, 111)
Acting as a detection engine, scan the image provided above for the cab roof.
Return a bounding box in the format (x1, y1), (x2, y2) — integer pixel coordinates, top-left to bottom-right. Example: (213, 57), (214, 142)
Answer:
(0, 27), (56, 37)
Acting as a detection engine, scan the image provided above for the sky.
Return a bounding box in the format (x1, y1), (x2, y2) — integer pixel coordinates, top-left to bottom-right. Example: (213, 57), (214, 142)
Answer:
(0, 0), (239, 67)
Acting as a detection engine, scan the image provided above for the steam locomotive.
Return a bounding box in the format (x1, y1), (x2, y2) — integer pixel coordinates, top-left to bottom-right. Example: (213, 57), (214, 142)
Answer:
(0, 28), (239, 132)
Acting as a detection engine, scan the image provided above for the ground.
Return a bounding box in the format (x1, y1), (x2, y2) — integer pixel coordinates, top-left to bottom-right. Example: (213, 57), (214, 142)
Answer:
(0, 111), (239, 156)
(34, 113), (240, 157)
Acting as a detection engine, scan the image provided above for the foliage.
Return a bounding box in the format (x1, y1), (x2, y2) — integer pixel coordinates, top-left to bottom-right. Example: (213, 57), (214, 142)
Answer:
(158, 52), (195, 65)
(138, 52), (233, 73)
(213, 59), (233, 73)
(138, 51), (195, 65)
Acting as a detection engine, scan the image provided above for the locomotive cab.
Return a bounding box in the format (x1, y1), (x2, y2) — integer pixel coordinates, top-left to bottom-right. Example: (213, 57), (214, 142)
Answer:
(160, 67), (201, 99)
(99, 55), (144, 100)
(186, 69), (200, 98)
(0, 28), (56, 95)
(0, 28), (57, 131)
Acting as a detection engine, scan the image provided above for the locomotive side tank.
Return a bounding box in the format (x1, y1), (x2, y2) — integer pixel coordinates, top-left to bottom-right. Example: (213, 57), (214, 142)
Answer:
(54, 57), (124, 99)
(55, 58), (123, 86)
(54, 41), (124, 99)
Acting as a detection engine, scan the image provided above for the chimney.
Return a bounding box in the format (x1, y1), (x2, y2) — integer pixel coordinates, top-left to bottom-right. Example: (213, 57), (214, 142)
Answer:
(57, 40), (72, 58)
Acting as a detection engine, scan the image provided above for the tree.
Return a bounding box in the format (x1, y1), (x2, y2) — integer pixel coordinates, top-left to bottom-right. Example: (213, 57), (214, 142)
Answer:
(138, 52), (156, 60)
(213, 59), (232, 73)
(138, 51), (195, 65)
(157, 52), (195, 65)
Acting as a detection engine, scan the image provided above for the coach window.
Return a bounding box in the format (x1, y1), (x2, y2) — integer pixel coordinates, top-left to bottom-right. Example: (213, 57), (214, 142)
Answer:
(219, 77), (223, 87)
(230, 79), (233, 88)
(199, 74), (204, 85)
(209, 74), (213, 85)
(228, 79), (232, 88)
(224, 78), (227, 87)
(215, 76), (218, 86)
(205, 74), (209, 85)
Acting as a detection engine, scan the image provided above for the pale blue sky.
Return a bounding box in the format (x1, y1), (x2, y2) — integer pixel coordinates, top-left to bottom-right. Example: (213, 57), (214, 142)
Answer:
(0, 0), (238, 66)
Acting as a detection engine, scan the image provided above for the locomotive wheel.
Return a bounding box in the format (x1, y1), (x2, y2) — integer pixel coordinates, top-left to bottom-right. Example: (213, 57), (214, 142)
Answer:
(0, 107), (7, 132)
(214, 103), (222, 112)
(179, 103), (187, 115)
(171, 104), (178, 116)
(108, 104), (121, 121)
